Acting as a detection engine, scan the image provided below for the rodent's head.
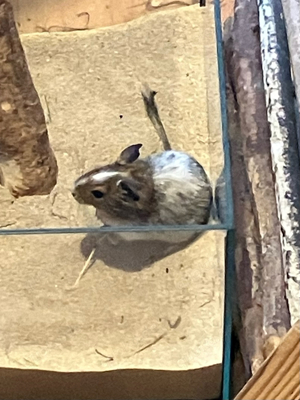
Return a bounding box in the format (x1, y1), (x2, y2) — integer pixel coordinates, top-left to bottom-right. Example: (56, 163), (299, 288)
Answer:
(72, 144), (156, 223)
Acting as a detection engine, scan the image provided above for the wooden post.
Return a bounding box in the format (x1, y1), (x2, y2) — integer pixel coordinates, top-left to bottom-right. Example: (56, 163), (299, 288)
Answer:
(281, 0), (300, 118)
(224, 0), (291, 375)
(257, 0), (300, 326)
(0, 0), (58, 198)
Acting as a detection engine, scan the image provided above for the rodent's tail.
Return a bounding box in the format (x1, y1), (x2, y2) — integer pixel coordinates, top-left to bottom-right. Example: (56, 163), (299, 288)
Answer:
(141, 83), (172, 151)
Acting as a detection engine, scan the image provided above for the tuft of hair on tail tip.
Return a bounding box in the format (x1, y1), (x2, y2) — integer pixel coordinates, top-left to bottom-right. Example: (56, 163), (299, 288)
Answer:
(140, 82), (172, 151)
(141, 83), (157, 105)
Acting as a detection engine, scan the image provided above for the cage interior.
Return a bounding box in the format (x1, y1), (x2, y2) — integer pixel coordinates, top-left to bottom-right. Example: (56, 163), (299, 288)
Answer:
(0, 4), (229, 400)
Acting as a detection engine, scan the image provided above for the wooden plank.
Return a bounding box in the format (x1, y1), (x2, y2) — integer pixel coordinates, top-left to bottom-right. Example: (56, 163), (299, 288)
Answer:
(0, 5), (225, 399)
(9, 0), (234, 34)
(234, 321), (300, 400)
(10, 0), (197, 33)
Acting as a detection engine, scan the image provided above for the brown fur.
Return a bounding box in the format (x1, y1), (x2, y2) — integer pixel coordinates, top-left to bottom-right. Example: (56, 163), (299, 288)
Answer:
(73, 157), (157, 224)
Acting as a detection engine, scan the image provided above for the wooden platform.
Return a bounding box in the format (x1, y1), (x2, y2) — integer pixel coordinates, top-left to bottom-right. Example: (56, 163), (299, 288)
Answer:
(0, 4), (226, 399)
(10, 0), (234, 34)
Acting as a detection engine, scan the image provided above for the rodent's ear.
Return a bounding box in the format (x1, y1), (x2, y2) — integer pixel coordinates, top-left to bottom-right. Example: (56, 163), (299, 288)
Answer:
(117, 179), (140, 202)
(117, 144), (142, 165)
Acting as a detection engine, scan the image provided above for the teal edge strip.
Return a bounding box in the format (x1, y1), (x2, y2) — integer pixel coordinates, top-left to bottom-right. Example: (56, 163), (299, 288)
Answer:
(213, 1), (235, 399)
(213, 0), (234, 230)
(222, 230), (235, 400)
(0, 224), (231, 236)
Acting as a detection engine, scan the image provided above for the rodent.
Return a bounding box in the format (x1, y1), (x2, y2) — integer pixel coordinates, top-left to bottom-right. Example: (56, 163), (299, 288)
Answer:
(72, 84), (213, 243)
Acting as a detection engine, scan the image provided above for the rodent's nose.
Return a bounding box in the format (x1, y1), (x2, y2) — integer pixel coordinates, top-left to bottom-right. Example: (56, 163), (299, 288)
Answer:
(71, 190), (78, 199)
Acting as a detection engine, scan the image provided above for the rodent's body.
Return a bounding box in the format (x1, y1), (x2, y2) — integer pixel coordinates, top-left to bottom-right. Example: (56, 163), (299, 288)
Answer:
(77, 150), (212, 243)
(148, 150), (212, 225)
(112, 150), (212, 243)
(72, 84), (213, 244)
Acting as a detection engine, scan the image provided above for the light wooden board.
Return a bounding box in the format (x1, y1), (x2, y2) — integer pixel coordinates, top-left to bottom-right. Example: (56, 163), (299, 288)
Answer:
(10, 0), (234, 34)
(235, 321), (300, 400)
(0, 5), (225, 399)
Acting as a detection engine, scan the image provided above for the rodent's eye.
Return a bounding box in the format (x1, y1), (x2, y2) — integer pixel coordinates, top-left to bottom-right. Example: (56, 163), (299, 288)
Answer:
(91, 190), (104, 199)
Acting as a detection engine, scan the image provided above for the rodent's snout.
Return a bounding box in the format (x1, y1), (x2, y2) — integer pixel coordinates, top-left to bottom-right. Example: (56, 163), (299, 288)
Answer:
(71, 188), (83, 203)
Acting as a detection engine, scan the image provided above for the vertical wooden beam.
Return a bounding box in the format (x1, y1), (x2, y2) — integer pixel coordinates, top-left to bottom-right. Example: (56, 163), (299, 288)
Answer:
(0, 0), (58, 198)
(281, 0), (300, 117)
(257, 0), (300, 326)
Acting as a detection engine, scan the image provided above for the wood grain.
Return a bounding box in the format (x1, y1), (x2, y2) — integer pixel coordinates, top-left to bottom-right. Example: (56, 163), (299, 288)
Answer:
(9, 0), (234, 34)
(0, 0), (58, 198)
(235, 321), (300, 400)
(224, 0), (291, 375)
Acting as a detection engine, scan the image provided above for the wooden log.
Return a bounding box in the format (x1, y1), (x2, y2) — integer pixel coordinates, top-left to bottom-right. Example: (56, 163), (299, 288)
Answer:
(0, 0), (58, 198)
(281, 0), (300, 120)
(223, 17), (264, 377)
(257, 0), (300, 326)
(223, 0), (291, 374)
